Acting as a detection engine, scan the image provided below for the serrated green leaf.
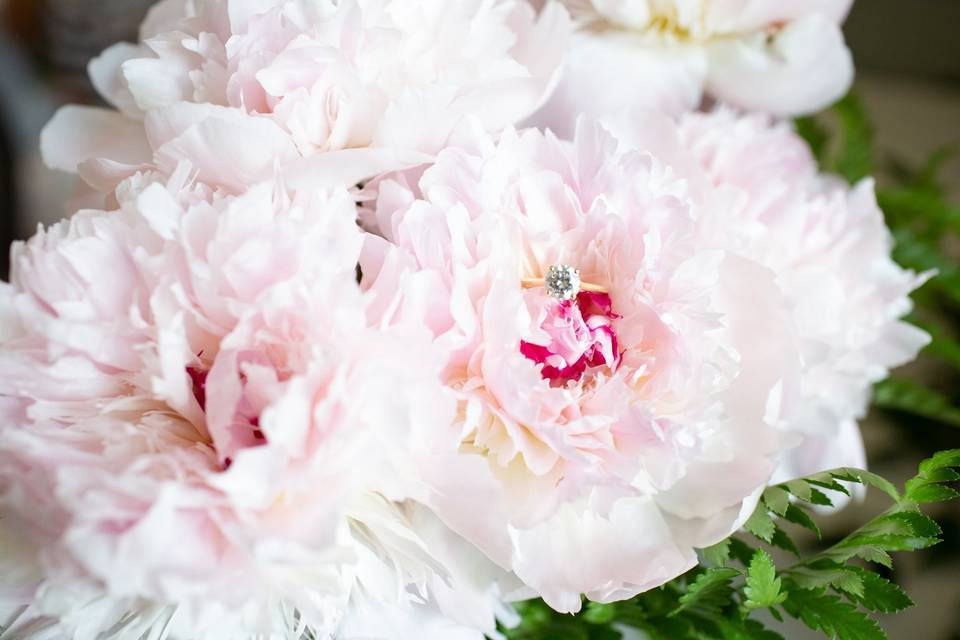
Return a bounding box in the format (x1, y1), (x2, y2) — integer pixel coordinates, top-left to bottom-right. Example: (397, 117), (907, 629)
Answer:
(770, 526), (801, 559)
(728, 538), (757, 566)
(820, 512), (940, 566)
(784, 480), (813, 502)
(788, 562), (864, 597)
(672, 568), (740, 617)
(846, 569), (915, 614)
(744, 550), (787, 610)
(828, 571), (865, 598)
(807, 487), (835, 507)
(905, 450), (960, 505)
(771, 477), (840, 510)
(701, 538), (732, 567)
(744, 506), (776, 543)
(918, 449), (960, 475)
(885, 511), (942, 539)
(832, 468), (901, 502)
(830, 531), (934, 560)
(914, 467), (960, 484)
(856, 547), (894, 569)
(762, 486), (791, 517)
(782, 585), (887, 640)
(807, 474), (852, 496)
(798, 467), (899, 502)
(783, 504), (821, 539)
(906, 484), (959, 504)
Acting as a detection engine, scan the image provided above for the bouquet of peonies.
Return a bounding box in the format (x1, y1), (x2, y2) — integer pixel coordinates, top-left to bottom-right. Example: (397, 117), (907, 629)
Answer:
(1, 1), (958, 639)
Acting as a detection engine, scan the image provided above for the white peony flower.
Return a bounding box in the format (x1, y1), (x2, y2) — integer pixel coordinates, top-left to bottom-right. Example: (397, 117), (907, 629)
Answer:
(531, 0), (855, 137)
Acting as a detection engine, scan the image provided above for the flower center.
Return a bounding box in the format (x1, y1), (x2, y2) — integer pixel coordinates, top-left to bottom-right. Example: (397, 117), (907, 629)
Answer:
(188, 363), (266, 471)
(521, 291), (622, 386)
(188, 365), (208, 409)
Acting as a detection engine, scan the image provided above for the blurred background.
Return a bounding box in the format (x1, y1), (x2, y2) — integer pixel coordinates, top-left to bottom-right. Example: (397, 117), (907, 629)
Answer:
(0, 1), (957, 638)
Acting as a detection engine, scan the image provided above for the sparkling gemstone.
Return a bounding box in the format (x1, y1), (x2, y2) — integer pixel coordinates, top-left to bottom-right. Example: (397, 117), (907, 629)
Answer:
(545, 264), (581, 301)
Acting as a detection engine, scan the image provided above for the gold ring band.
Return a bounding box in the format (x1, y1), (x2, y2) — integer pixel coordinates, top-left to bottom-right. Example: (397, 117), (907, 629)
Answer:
(526, 264), (608, 300)
(521, 278), (608, 293)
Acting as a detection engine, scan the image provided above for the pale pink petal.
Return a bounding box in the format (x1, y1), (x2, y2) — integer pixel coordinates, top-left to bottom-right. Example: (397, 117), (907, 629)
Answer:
(40, 106), (150, 175)
(88, 43), (147, 118)
(511, 498), (698, 613)
(284, 147), (434, 191)
(146, 104), (300, 192)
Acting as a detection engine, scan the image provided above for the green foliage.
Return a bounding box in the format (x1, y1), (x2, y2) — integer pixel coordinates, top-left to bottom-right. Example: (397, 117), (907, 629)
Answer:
(743, 504), (776, 543)
(673, 568), (741, 617)
(701, 539), (733, 567)
(873, 378), (960, 429)
(780, 587), (886, 640)
(831, 93), (875, 183)
(743, 551), (786, 610)
(795, 93), (874, 183)
(904, 449), (960, 504)
(846, 569), (914, 614)
(501, 451), (959, 640)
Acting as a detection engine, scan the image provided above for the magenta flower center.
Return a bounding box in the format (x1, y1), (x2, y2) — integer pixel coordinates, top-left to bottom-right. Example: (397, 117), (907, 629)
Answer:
(188, 364), (266, 471)
(521, 291), (622, 386)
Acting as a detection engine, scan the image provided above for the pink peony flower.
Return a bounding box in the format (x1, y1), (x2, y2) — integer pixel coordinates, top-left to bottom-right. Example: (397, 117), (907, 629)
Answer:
(361, 120), (806, 612)
(530, 0), (855, 137)
(40, 0), (572, 198)
(360, 111), (926, 612)
(0, 165), (504, 639)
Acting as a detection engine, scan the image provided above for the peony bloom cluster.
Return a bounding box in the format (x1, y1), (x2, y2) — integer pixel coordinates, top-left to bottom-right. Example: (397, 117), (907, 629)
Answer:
(0, 165), (512, 639)
(42, 0), (571, 197)
(0, 0), (929, 638)
(533, 0), (855, 137)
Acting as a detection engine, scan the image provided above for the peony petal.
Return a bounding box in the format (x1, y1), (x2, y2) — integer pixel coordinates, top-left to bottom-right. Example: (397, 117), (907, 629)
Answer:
(284, 147), (434, 191)
(147, 103), (300, 192)
(704, 0), (854, 32)
(40, 106), (151, 175)
(511, 498), (698, 613)
(705, 14), (854, 116)
(88, 43), (147, 119)
(529, 31), (706, 138)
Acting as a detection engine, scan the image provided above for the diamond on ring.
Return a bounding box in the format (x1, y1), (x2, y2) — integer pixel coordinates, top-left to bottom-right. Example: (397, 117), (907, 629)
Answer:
(545, 264), (581, 301)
